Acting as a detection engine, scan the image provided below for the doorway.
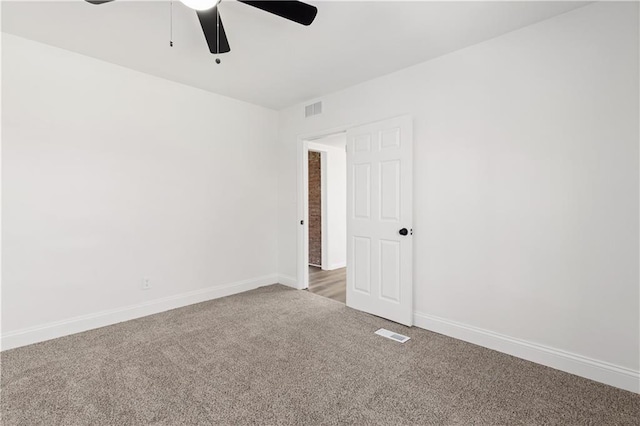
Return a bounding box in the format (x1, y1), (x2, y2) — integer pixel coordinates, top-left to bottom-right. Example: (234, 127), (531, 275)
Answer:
(298, 116), (414, 325)
(305, 133), (347, 303)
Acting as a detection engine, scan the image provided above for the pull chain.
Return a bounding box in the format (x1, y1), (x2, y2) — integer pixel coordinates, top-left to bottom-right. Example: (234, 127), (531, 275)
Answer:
(169, 1), (174, 47)
(216, 6), (220, 62)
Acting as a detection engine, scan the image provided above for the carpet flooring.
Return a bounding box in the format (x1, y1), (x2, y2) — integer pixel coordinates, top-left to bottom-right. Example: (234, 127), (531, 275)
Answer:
(1, 284), (639, 425)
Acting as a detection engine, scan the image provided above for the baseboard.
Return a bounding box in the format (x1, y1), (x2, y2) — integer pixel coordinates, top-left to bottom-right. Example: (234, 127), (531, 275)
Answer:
(413, 311), (640, 394)
(6, 281), (636, 393)
(1, 274), (279, 351)
(278, 274), (298, 289)
(327, 262), (347, 270)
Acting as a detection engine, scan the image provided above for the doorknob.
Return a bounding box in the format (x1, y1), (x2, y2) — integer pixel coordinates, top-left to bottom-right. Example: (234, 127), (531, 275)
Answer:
(399, 228), (408, 236)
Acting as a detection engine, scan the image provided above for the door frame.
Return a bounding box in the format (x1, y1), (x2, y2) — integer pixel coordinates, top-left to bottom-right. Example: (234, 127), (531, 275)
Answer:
(297, 126), (350, 289)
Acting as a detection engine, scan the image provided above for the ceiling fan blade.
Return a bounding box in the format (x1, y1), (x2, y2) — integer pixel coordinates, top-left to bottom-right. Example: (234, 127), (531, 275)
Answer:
(239, 1), (317, 26)
(197, 6), (231, 54)
(85, 0), (115, 4)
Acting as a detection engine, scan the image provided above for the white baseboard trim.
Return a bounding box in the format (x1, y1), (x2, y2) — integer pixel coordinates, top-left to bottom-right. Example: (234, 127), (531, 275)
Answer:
(278, 274), (298, 289)
(1, 274), (279, 351)
(413, 311), (640, 394)
(327, 262), (347, 270)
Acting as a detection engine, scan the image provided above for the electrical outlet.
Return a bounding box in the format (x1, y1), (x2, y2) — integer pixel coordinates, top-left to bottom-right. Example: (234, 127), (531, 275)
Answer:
(142, 277), (151, 290)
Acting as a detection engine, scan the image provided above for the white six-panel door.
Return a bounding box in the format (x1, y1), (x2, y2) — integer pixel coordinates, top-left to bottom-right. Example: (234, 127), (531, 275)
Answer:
(346, 116), (413, 326)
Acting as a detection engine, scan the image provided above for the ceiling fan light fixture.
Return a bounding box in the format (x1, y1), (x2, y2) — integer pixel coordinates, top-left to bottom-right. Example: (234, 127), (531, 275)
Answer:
(86, 0), (318, 55)
(180, 0), (221, 11)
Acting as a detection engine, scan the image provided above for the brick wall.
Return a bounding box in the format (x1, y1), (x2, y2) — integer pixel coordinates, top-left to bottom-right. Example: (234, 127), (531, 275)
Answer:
(308, 151), (322, 266)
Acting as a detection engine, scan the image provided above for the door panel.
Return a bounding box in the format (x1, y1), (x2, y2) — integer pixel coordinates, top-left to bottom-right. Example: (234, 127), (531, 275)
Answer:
(346, 116), (413, 326)
(380, 160), (400, 221)
(353, 164), (371, 219)
(353, 237), (372, 294)
(379, 239), (401, 302)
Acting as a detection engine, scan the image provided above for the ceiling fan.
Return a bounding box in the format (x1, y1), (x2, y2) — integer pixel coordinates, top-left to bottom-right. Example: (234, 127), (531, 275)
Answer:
(86, 0), (318, 55)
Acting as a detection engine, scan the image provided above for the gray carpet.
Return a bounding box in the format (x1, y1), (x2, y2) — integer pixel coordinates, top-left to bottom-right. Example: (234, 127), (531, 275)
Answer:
(1, 285), (639, 425)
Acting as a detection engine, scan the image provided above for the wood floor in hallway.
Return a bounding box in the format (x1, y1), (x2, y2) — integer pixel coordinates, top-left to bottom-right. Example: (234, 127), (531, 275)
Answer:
(308, 266), (346, 303)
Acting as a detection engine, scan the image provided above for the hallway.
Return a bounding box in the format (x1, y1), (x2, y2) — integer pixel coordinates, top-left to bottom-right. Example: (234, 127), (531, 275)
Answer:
(308, 266), (346, 303)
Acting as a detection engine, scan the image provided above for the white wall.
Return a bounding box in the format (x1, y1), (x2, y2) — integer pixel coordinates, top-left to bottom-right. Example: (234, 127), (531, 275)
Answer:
(277, 2), (639, 390)
(1, 34), (279, 345)
(308, 139), (347, 270)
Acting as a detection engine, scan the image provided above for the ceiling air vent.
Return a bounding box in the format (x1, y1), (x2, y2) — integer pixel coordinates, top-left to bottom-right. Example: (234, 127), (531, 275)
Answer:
(305, 101), (322, 118)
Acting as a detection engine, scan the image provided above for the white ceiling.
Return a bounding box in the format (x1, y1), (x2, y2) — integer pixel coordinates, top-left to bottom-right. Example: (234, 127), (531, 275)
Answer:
(2, 1), (588, 109)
